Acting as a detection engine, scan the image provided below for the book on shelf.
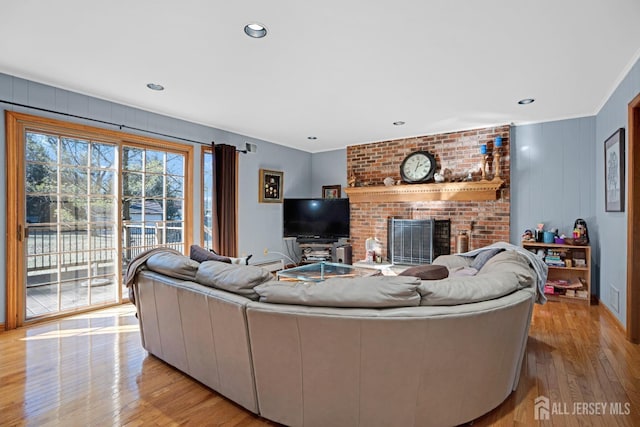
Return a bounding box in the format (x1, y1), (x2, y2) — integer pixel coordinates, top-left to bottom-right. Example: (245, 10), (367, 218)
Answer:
(547, 278), (584, 290)
(573, 259), (587, 267)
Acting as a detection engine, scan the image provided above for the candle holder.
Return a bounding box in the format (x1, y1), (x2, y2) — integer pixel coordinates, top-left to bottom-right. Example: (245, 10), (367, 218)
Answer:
(493, 147), (502, 179)
(481, 154), (488, 180)
(492, 136), (503, 180)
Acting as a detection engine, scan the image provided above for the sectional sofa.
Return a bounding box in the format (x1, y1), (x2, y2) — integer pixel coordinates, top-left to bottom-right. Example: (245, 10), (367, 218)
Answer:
(129, 244), (545, 427)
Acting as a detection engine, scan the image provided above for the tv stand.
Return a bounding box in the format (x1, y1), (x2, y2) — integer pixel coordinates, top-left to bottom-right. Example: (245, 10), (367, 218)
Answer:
(298, 241), (334, 264)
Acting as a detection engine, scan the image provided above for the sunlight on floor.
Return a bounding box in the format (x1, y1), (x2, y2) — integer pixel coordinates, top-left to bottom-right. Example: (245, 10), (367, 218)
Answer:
(20, 324), (140, 341)
(20, 304), (139, 341)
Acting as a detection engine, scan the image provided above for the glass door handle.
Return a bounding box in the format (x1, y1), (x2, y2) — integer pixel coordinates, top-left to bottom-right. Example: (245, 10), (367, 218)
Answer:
(18, 225), (29, 241)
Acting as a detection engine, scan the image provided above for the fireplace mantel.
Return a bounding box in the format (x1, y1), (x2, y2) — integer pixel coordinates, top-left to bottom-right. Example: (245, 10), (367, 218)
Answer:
(344, 178), (504, 203)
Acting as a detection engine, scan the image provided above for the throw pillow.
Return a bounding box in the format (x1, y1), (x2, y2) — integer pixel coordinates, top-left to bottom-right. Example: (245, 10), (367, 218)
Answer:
(469, 248), (504, 270)
(146, 252), (199, 281)
(399, 264), (449, 280)
(254, 276), (421, 308)
(189, 244), (232, 264)
(195, 260), (273, 300)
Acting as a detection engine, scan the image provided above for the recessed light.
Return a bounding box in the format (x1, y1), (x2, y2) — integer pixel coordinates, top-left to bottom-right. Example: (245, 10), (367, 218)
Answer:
(307, 136), (318, 140)
(146, 83), (164, 91)
(244, 23), (267, 38)
(393, 121), (405, 126)
(518, 98), (535, 105)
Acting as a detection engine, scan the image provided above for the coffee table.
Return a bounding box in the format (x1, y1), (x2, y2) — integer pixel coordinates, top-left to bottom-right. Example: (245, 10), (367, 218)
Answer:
(277, 261), (380, 282)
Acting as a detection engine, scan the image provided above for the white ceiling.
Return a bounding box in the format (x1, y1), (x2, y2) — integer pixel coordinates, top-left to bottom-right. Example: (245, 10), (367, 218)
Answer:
(1, 1), (639, 153)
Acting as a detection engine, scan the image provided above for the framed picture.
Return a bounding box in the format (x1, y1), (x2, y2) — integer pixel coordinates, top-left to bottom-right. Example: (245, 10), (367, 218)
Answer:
(322, 185), (341, 199)
(259, 169), (284, 203)
(604, 128), (625, 212)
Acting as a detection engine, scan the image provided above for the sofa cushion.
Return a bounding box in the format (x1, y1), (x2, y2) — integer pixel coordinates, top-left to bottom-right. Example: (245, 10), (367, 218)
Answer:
(477, 250), (536, 288)
(417, 271), (521, 305)
(432, 254), (473, 271)
(196, 260), (273, 300)
(449, 267), (479, 277)
(146, 252), (199, 281)
(190, 244), (232, 264)
(254, 276), (421, 308)
(399, 264), (449, 280)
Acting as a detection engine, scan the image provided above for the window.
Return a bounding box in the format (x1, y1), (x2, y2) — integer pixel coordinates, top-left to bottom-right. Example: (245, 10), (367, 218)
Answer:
(202, 149), (214, 249)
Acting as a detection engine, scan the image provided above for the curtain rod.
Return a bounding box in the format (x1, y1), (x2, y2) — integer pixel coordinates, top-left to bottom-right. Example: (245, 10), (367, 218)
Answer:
(0, 98), (249, 152)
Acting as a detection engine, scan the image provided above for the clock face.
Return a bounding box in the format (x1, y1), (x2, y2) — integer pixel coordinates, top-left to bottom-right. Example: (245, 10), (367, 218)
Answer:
(400, 151), (436, 183)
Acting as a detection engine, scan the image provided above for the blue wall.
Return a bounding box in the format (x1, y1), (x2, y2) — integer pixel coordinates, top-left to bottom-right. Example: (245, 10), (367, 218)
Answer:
(511, 117), (597, 294)
(310, 148), (348, 198)
(595, 58), (640, 326)
(237, 140), (311, 258)
(512, 56), (640, 326)
(0, 72), (312, 322)
(511, 118), (597, 242)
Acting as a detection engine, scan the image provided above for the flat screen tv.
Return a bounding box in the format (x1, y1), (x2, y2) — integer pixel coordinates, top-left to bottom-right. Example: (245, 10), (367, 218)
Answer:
(283, 198), (350, 241)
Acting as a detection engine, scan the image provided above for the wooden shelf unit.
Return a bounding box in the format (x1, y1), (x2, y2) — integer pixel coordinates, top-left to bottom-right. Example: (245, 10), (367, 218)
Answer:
(344, 178), (504, 203)
(522, 241), (593, 304)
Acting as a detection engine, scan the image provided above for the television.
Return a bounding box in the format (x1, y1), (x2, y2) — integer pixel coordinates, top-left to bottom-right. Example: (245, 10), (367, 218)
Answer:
(283, 198), (350, 241)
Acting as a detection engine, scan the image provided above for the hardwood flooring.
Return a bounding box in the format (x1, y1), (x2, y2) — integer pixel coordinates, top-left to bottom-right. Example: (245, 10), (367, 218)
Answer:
(475, 301), (640, 427)
(0, 301), (638, 426)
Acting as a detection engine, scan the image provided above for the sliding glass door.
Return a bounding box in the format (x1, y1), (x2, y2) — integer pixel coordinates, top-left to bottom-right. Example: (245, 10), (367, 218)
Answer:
(25, 132), (119, 317)
(121, 145), (186, 272)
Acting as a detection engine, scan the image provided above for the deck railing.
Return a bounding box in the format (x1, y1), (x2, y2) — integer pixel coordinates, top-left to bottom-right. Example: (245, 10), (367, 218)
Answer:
(26, 223), (184, 275)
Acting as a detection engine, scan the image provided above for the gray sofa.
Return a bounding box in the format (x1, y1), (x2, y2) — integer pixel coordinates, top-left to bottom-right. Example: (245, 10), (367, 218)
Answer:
(130, 246), (543, 427)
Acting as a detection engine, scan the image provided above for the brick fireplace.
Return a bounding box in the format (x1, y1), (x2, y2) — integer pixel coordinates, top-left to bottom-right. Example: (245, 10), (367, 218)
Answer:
(346, 124), (510, 262)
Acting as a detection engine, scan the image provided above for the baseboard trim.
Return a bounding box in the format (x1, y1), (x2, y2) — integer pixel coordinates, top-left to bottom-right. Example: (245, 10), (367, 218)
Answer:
(600, 302), (626, 335)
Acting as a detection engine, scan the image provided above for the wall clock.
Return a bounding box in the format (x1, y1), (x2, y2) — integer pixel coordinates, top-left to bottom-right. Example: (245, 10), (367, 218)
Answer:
(399, 151), (437, 183)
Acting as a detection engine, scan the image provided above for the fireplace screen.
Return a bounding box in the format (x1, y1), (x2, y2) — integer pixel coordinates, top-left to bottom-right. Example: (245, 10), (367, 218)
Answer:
(387, 218), (450, 265)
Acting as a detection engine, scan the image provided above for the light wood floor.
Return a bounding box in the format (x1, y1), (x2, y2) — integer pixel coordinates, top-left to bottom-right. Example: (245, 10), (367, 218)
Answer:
(0, 302), (638, 426)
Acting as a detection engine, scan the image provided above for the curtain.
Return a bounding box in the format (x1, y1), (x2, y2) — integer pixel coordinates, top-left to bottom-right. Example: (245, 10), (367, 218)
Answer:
(211, 142), (238, 256)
